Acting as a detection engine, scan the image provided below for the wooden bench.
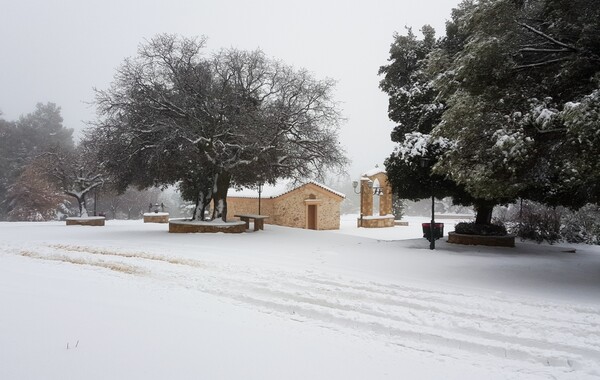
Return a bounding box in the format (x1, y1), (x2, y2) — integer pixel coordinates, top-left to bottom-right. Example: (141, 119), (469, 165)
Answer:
(234, 214), (269, 231)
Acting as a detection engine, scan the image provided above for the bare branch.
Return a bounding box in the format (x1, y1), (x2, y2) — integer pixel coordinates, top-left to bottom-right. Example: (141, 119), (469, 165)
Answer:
(519, 47), (574, 54)
(518, 23), (578, 52)
(514, 57), (571, 70)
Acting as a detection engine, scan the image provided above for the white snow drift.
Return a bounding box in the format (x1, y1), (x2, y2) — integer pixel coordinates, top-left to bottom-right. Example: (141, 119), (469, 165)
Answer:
(0, 216), (599, 379)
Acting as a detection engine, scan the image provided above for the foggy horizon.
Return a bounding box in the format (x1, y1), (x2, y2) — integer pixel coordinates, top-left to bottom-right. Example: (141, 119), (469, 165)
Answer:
(0, 0), (461, 178)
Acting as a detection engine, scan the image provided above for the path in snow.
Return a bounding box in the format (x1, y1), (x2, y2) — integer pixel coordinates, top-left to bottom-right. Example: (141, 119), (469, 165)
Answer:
(7, 240), (600, 379)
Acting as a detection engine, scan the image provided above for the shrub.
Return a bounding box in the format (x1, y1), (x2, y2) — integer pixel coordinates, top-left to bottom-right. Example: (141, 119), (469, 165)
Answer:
(454, 222), (507, 236)
(494, 201), (600, 245)
(503, 203), (562, 243)
(560, 204), (600, 245)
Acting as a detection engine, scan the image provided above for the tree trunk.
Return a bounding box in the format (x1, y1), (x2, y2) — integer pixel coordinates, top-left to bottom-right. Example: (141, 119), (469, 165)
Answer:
(200, 192), (211, 221)
(76, 196), (83, 217)
(80, 193), (88, 217)
(192, 190), (201, 221)
(474, 202), (494, 225)
(192, 188), (213, 221)
(212, 171), (231, 222)
(67, 193), (86, 218)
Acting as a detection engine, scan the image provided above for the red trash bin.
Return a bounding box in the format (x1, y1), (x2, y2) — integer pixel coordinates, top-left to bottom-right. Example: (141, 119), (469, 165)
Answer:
(422, 223), (444, 241)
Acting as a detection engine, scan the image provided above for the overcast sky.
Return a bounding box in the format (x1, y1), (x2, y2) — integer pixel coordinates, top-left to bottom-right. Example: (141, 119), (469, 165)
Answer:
(0, 0), (460, 178)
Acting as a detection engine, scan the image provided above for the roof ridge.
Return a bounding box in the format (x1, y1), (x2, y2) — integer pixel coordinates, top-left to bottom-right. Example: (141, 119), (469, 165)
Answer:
(305, 180), (346, 198)
(228, 181), (345, 199)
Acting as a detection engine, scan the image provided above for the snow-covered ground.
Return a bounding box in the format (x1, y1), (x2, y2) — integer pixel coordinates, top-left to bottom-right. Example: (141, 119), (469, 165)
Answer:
(1, 215), (599, 379)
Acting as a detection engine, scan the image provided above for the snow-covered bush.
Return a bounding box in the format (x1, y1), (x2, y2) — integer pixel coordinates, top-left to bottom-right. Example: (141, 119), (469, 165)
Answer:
(496, 202), (600, 245)
(454, 222), (507, 236)
(516, 204), (562, 244)
(560, 204), (600, 245)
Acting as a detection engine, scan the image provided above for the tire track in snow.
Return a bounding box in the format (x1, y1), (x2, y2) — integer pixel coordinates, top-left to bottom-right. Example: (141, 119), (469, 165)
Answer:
(305, 275), (600, 327)
(19, 250), (147, 275)
(16, 243), (600, 378)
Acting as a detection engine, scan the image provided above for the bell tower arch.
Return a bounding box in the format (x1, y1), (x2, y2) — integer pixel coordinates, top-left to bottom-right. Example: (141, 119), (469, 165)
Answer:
(357, 167), (394, 228)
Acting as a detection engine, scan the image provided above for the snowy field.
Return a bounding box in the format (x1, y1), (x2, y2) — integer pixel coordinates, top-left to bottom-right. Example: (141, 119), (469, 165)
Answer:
(1, 215), (599, 379)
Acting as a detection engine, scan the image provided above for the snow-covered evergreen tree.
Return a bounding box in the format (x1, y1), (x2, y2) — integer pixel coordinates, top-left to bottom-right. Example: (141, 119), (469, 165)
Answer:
(380, 24), (500, 224)
(382, 0), (600, 225)
(0, 104), (74, 219)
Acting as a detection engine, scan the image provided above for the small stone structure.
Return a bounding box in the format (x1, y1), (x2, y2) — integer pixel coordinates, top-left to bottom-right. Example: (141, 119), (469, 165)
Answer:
(357, 168), (394, 228)
(227, 181), (345, 230)
(143, 212), (169, 223)
(66, 217), (106, 226)
(447, 232), (516, 247)
(360, 214), (395, 228)
(234, 214), (269, 231)
(169, 220), (246, 233)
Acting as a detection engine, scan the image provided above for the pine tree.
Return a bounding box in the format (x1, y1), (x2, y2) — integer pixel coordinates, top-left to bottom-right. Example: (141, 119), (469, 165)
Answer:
(382, 0), (600, 223)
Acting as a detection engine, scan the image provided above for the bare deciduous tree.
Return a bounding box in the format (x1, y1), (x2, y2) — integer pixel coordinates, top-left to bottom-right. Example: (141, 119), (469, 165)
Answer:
(44, 146), (104, 218)
(93, 34), (347, 221)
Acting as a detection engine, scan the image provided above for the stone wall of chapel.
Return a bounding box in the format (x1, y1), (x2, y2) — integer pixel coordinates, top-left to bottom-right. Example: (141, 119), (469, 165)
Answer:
(272, 184), (341, 230)
(227, 184), (342, 230)
(226, 197), (274, 220)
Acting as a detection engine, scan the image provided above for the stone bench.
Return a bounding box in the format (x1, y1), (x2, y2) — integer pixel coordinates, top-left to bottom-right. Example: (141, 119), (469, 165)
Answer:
(234, 214), (269, 231)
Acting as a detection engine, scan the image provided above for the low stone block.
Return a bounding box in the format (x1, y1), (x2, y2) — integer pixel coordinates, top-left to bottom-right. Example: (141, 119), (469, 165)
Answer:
(169, 220), (247, 233)
(66, 217), (106, 226)
(357, 215), (395, 228)
(143, 212), (169, 223)
(447, 232), (515, 247)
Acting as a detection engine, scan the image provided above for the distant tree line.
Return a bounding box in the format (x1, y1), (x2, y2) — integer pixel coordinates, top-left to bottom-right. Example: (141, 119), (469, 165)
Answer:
(0, 104), (175, 221)
(0, 103), (73, 220)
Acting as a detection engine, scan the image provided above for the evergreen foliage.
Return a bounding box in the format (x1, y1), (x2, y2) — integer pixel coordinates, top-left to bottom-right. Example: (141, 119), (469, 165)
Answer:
(0, 104), (74, 219)
(454, 222), (508, 237)
(381, 0), (600, 226)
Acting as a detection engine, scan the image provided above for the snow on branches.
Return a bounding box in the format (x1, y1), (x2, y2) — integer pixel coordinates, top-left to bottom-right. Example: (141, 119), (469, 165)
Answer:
(395, 132), (452, 162)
